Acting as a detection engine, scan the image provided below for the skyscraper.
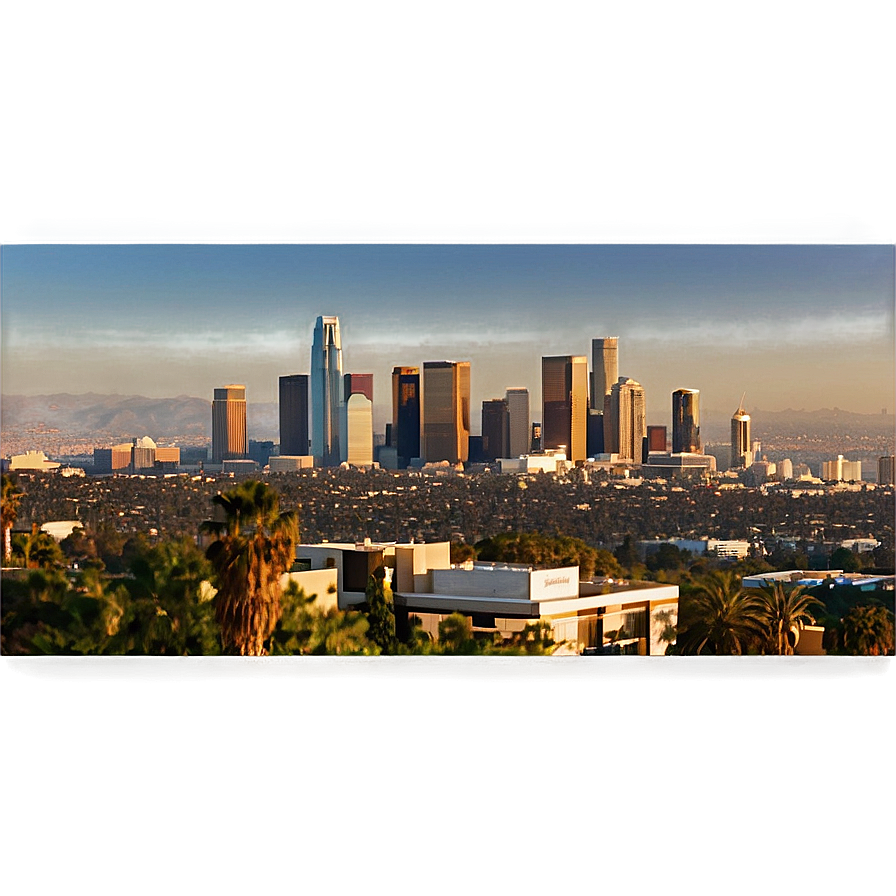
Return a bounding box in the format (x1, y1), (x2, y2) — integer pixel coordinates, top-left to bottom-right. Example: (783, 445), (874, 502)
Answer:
(212, 385), (248, 463)
(310, 315), (344, 467)
(505, 387), (530, 458)
(604, 377), (646, 462)
(422, 361), (471, 464)
(279, 374), (309, 457)
(878, 455), (895, 486)
(590, 337), (619, 409)
(481, 399), (509, 461)
(730, 401), (752, 469)
(392, 366), (420, 467)
(345, 393), (373, 466)
(542, 355), (588, 462)
(672, 389), (701, 454)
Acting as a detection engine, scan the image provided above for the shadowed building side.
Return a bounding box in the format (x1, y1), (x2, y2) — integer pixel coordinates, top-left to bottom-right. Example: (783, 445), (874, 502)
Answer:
(279, 374), (309, 457)
(392, 366), (420, 467)
(542, 355), (588, 463)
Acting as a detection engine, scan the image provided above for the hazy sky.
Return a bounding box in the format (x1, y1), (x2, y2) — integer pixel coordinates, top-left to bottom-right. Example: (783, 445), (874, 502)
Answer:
(0, 0), (896, 422)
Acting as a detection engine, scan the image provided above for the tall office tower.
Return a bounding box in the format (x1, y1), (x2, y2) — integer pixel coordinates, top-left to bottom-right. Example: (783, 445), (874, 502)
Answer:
(344, 373), (373, 403)
(531, 422), (542, 453)
(279, 374), (310, 457)
(422, 361), (471, 464)
(878, 455), (895, 486)
(647, 425), (667, 453)
(590, 337), (619, 409)
(672, 389), (701, 454)
(212, 385), (248, 463)
(392, 366), (420, 466)
(481, 399), (509, 460)
(730, 402), (752, 469)
(345, 393), (374, 466)
(311, 315), (344, 466)
(604, 377), (646, 462)
(542, 355), (588, 462)
(505, 387), (530, 458)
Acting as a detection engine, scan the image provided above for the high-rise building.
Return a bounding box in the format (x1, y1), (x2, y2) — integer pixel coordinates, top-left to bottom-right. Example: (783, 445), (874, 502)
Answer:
(647, 425), (667, 453)
(344, 373), (373, 403)
(311, 316), (344, 466)
(823, 455), (862, 482)
(212, 385), (248, 463)
(878, 455), (895, 486)
(392, 366), (420, 467)
(279, 374), (309, 457)
(481, 399), (509, 461)
(505, 387), (530, 458)
(345, 393), (374, 466)
(604, 377), (646, 462)
(730, 402), (752, 469)
(672, 389), (701, 454)
(542, 355), (588, 462)
(590, 337), (619, 409)
(422, 361), (471, 464)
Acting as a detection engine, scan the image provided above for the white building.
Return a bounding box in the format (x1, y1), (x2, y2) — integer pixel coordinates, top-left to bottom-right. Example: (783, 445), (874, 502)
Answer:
(269, 455), (314, 473)
(343, 393), (374, 466)
(8, 450), (60, 472)
(822, 455), (862, 482)
(498, 451), (568, 474)
(296, 538), (679, 654)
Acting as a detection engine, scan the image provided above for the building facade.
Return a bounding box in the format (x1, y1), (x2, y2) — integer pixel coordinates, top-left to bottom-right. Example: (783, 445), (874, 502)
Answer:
(672, 389), (701, 454)
(542, 355), (588, 462)
(878, 455), (895, 486)
(730, 403), (752, 469)
(481, 399), (509, 461)
(344, 393), (374, 466)
(590, 337), (619, 410)
(422, 361), (471, 464)
(310, 315), (344, 467)
(212, 385), (248, 463)
(505, 387), (530, 458)
(604, 377), (646, 462)
(391, 366), (421, 467)
(279, 374), (309, 457)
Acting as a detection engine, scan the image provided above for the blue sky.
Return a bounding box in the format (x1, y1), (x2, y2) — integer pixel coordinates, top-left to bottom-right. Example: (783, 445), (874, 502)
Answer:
(2, 2), (894, 434)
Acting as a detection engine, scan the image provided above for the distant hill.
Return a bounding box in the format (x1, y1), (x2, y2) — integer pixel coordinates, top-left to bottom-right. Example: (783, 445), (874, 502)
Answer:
(1, 393), (281, 446)
(702, 406), (895, 444)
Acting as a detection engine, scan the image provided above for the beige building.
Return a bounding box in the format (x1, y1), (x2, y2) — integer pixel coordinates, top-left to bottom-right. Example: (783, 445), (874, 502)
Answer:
(269, 455), (314, 472)
(296, 539), (678, 654)
(344, 393), (374, 466)
(8, 450), (61, 472)
(212, 385), (248, 463)
(604, 377), (646, 463)
(422, 361), (471, 464)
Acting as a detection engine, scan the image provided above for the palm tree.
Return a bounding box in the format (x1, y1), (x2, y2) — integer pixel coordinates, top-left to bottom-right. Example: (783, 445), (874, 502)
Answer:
(757, 582), (821, 655)
(201, 481), (298, 656)
(1, 474), (23, 564)
(676, 570), (765, 655)
(842, 605), (895, 656)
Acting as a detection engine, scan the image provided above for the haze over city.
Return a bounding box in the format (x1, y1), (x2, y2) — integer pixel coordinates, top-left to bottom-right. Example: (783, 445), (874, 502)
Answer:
(2, 2), (896, 428)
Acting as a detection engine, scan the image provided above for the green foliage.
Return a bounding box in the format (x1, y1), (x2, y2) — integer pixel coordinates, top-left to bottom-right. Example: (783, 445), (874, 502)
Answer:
(201, 480), (299, 656)
(646, 543), (691, 573)
(436, 613), (480, 655)
(10, 524), (66, 571)
(364, 566), (397, 654)
(676, 570), (765, 655)
(841, 605), (895, 656)
(756, 582), (821, 656)
(450, 541), (477, 564)
(830, 547), (862, 573)
(476, 531), (600, 579)
(1, 473), (23, 564)
(614, 535), (640, 571)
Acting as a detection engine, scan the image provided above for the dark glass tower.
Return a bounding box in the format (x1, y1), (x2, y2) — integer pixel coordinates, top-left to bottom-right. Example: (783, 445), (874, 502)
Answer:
(392, 366), (420, 467)
(672, 389), (701, 454)
(279, 374), (309, 456)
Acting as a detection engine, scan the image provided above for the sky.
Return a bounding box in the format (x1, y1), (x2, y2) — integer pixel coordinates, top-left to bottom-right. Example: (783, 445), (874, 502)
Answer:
(2, 5), (894, 437)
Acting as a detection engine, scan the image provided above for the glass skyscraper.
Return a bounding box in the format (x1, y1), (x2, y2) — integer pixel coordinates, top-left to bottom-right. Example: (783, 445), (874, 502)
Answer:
(212, 385), (248, 463)
(279, 374), (309, 457)
(422, 361), (470, 464)
(311, 315), (344, 467)
(672, 388), (701, 454)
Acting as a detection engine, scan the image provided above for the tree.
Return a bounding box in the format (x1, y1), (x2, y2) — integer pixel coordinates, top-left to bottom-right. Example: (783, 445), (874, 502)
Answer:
(830, 546), (861, 573)
(841, 605), (895, 656)
(1, 473), (23, 564)
(201, 481), (298, 656)
(614, 535), (640, 571)
(437, 613), (480, 655)
(11, 524), (66, 570)
(676, 570), (765, 655)
(450, 541), (477, 564)
(757, 582), (820, 655)
(364, 565), (397, 653)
